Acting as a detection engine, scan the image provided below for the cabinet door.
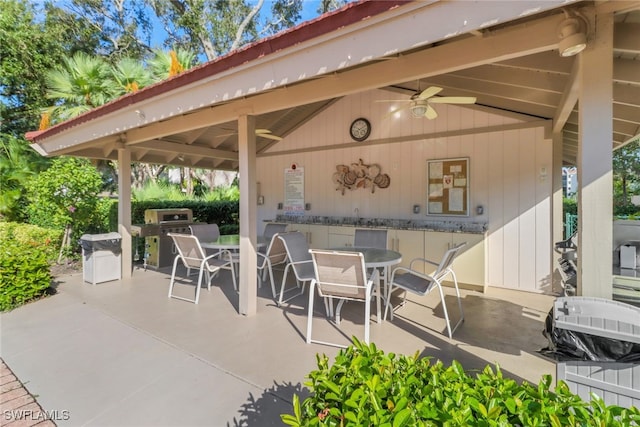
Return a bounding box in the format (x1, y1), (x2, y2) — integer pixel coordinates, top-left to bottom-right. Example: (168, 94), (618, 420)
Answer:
(307, 224), (329, 249)
(451, 233), (485, 287)
(327, 226), (355, 248)
(393, 230), (425, 273)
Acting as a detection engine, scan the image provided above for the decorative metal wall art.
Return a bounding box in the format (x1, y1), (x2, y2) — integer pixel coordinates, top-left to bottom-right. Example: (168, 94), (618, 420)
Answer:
(332, 159), (391, 195)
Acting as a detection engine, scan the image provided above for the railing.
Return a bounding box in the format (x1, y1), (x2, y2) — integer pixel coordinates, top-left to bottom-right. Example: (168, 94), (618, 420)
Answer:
(565, 213), (578, 239)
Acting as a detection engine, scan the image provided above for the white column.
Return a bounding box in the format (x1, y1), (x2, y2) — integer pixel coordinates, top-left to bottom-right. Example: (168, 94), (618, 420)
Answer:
(576, 11), (613, 298)
(118, 147), (132, 278)
(238, 114), (258, 315)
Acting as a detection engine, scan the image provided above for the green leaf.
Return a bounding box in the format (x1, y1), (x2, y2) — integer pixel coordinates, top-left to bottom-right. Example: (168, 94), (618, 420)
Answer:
(392, 408), (413, 427)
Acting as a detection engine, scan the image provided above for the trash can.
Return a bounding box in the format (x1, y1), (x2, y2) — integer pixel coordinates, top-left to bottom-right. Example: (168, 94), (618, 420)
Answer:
(540, 297), (640, 407)
(79, 232), (122, 285)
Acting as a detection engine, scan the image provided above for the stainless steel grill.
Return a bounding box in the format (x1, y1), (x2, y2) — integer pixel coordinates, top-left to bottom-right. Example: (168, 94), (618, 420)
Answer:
(133, 209), (195, 269)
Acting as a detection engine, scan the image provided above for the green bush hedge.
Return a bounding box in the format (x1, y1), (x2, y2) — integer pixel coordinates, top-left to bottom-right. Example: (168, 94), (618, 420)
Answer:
(282, 338), (640, 426)
(0, 222), (63, 262)
(0, 223), (56, 311)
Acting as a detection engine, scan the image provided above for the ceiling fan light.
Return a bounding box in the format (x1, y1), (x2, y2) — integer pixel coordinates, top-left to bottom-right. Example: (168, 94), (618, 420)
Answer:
(410, 104), (428, 118)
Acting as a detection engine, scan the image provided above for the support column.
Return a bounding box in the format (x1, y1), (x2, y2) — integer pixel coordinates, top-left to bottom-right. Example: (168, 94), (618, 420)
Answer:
(118, 147), (132, 278)
(576, 11), (613, 298)
(238, 114), (258, 315)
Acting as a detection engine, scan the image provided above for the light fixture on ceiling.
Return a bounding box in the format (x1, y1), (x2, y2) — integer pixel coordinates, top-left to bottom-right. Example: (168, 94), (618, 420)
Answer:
(558, 11), (588, 57)
(410, 100), (428, 118)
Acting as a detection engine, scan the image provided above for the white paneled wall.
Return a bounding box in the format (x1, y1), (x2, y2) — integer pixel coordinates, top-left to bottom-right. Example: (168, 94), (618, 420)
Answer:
(257, 90), (553, 292)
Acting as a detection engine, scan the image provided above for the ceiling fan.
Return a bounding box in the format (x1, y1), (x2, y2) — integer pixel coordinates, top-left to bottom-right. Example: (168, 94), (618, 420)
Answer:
(378, 86), (476, 120)
(216, 128), (283, 141)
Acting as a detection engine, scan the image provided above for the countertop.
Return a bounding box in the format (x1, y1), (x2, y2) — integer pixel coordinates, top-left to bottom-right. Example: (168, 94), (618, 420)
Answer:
(267, 215), (487, 234)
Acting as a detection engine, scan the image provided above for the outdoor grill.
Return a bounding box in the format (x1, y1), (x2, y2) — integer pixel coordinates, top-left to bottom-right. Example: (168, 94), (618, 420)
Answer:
(132, 208), (195, 269)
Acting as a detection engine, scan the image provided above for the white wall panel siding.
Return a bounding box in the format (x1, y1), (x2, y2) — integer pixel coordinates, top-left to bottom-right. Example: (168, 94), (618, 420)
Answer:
(257, 90), (552, 292)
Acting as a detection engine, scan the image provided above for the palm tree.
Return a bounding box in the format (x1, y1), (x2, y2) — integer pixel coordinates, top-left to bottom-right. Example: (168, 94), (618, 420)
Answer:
(111, 57), (153, 96)
(148, 48), (197, 80)
(44, 52), (115, 122)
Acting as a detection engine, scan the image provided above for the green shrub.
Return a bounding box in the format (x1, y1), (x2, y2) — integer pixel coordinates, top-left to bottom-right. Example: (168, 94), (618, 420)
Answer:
(282, 338), (640, 426)
(0, 222), (63, 263)
(0, 237), (52, 312)
(25, 157), (103, 245)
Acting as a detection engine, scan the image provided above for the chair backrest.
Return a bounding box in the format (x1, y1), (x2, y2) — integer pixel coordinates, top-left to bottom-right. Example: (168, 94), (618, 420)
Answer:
(277, 232), (315, 280)
(354, 229), (388, 249)
(309, 249), (368, 300)
(434, 242), (466, 279)
(264, 223), (288, 240)
(262, 232), (288, 267)
(169, 233), (207, 269)
(189, 223), (220, 243)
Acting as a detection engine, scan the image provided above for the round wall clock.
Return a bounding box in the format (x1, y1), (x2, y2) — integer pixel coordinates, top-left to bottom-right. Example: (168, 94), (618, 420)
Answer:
(349, 117), (371, 142)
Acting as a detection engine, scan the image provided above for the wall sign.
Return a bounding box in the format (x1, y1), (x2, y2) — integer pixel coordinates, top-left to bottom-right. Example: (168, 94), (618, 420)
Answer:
(284, 166), (305, 216)
(427, 157), (469, 216)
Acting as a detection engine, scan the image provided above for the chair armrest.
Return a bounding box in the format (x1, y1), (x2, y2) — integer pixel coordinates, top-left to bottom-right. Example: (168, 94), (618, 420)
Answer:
(287, 259), (313, 267)
(390, 265), (434, 283)
(205, 249), (234, 263)
(408, 257), (439, 270)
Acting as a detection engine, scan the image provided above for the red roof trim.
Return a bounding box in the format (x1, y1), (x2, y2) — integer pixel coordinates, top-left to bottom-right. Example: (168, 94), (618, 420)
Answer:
(28, 0), (410, 142)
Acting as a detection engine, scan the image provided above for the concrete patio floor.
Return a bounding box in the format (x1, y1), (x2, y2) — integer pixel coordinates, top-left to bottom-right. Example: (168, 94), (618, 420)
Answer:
(0, 264), (558, 426)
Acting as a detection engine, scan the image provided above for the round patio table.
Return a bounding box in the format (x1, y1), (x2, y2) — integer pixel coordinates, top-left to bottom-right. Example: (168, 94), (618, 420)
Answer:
(328, 246), (402, 317)
(201, 234), (267, 251)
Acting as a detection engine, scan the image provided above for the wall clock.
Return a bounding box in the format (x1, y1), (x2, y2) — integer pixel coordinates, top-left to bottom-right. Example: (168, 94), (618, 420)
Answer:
(350, 117), (371, 142)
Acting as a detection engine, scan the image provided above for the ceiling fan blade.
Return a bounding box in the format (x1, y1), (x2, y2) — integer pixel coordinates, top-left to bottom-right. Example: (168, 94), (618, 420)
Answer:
(383, 105), (410, 119)
(428, 96), (476, 104)
(417, 86), (443, 100)
(255, 129), (283, 140)
(374, 99), (412, 103)
(424, 105), (438, 120)
(258, 133), (283, 141)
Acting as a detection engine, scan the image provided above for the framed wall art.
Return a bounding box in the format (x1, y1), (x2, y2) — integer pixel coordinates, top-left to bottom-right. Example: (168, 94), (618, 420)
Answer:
(427, 157), (469, 216)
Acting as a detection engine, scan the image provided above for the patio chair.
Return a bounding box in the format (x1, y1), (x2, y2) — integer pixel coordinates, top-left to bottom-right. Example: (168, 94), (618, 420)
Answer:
(189, 223), (220, 243)
(167, 233), (236, 304)
(306, 249), (381, 347)
(277, 231), (316, 306)
(354, 228), (389, 281)
(187, 223), (223, 275)
(354, 228), (388, 249)
(260, 223), (288, 254)
(384, 242), (466, 339)
(257, 232), (288, 299)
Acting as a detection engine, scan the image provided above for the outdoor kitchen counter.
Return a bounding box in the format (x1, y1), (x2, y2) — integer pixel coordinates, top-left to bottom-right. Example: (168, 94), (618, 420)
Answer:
(267, 215), (487, 234)
(266, 216), (487, 289)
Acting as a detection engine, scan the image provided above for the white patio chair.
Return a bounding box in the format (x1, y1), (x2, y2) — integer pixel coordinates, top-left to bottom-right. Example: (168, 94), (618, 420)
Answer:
(306, 249), (381, 347)
(189, 223), (220, 242)
(277, 232), (316, 306)
(384, 242), (466, 339)
(264, 223), (288, 240)
(354, 228), (390, 283)
(167, 233), (236, 304)
(259, 223), (288, 254)
(186, 223), (223, 275)
(354, 229), (388, 249)
(257, 232), (288, 299)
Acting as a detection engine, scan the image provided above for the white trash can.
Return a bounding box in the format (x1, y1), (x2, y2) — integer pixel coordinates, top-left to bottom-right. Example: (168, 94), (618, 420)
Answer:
(80, 233), (122, 285)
